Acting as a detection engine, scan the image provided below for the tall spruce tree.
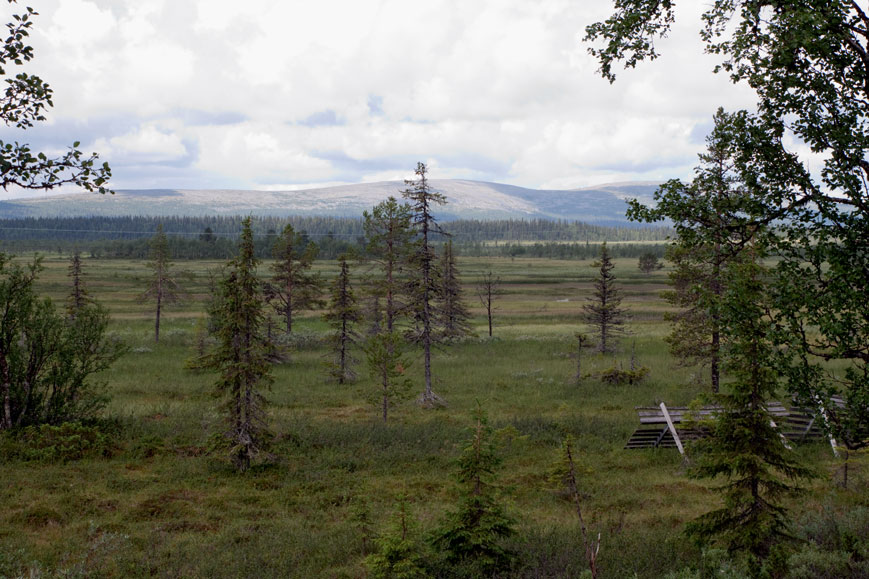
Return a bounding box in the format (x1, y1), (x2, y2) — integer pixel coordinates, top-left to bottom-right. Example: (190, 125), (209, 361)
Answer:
(587, 0), (869, 450)
(629, 109), (793, 392)
(582, 243), (627, 354)
(687, 256), (811, 574)
(363, 197), (413, 334)
(265, 223), (322, 334)
(438, 240), (473, 341)
(402, 162), (447, 406)
(141, 224), (182, 343)
(207, 218), (272, 472)
(663, 243), (723, 392)
(324, 254), (361, 385)
(66, 251), (91, 319)
(628, 111), (813, 571)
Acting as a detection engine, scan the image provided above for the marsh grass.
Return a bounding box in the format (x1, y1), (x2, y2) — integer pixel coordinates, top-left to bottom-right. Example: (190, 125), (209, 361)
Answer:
(0, 255), (862, 577)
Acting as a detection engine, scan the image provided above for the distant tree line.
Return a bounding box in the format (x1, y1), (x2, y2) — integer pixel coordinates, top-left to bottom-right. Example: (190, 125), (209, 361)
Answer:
(0, 215), (671, 260)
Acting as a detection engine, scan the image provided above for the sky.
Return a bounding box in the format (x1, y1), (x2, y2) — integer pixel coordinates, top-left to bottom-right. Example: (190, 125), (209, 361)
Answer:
(1, 0), (760, 199)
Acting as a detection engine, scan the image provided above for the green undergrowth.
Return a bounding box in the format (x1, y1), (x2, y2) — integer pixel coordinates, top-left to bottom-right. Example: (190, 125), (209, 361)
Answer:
(0, 256), (865, 577)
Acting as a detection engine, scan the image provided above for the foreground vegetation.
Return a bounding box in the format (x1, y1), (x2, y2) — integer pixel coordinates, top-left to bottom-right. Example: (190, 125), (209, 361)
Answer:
(0, 255), (866, 578)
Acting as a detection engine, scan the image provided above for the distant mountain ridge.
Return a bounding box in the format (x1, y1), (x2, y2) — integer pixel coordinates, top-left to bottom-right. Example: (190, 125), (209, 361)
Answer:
(0, 180), (662, 226)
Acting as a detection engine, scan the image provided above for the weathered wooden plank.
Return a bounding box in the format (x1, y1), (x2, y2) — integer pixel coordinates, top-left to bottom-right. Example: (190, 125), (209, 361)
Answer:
(660, 403), (685, 455)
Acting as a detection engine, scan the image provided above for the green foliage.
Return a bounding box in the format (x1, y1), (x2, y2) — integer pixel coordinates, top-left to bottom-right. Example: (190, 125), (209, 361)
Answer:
(590, 0), (869, 451)
(0, 214), (672, 259)
(204, 217), (273, 472)
(0, 253), (125, 430)
(1, 421), (117, 463)
(323, 255), (361, 385)
(0, 2), (111, 193)
(364, 331), (413, 423)
(402, 162), (448, 405)
(365, 498), (427, 579)
(662, 243), (723, 392)
(582, 243), (628, 354)
(432, 406), (516, 575)
(265, 223), (322, 334)
(141, 224), (183, 343)
(439, 240), (474, 341)
(637, 251), (663, 275)
(2, 255), (864, 577)
(687, 259), (812, 574)
(363, 196), (413, 334)
(66, 251), (91, 317)
(593, 364), (649, 386)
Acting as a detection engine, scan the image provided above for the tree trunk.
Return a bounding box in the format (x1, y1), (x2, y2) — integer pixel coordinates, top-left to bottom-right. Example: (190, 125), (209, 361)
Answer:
(154, 289), (162, 343)
(487, 299), (493, 337)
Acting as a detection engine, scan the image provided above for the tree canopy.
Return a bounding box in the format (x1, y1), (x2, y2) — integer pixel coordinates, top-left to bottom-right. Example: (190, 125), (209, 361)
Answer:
(590, 0), (869, 449)
(1, 2), (111, 193)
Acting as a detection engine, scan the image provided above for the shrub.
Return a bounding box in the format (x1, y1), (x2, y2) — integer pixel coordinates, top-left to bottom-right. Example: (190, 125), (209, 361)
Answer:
(3, 422), (117, 463)
(593, 365), (649, 386)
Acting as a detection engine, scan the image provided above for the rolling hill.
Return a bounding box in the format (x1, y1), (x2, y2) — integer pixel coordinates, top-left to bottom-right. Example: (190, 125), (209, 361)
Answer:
(0, 180), (661, 225)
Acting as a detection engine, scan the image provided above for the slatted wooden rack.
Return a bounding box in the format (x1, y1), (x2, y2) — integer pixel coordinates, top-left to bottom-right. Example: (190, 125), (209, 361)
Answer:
(625, 401), (830, 454)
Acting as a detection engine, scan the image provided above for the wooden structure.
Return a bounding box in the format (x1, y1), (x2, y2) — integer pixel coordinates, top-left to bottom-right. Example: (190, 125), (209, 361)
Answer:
(625, 401), (830, 454)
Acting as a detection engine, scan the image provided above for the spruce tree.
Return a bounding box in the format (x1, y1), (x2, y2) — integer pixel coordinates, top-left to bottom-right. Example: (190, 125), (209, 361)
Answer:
(402, 162), (447, 406)
(582, 243), (627, 354)
(206, 218), (272, 472)
(265, 223), (322, 334)
(323, 254), (361, 385)
(589, 0), (869, 448)
(663, 243), (723, 392)
(364, 331), (412, 423)
(687, 256), (811, 574)
(66, 251), (91, 319)
(365, 498), (427, 579)
(363, 197), (413, 334)
(438, 240), (473, 341)
(141, 224), (182, 343)
(432, 406), (516, 574)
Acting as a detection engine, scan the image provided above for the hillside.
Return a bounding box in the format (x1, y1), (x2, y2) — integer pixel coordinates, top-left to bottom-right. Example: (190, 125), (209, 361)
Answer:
(0, 180), (660, 225)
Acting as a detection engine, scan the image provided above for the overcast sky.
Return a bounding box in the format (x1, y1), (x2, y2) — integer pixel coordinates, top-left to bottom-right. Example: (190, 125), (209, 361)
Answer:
(2, 0), (759, 199)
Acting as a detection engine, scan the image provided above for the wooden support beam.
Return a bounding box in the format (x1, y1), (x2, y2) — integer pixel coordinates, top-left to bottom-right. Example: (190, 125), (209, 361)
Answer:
(814, 397), (841, 458)
(659, 402), (684, 456)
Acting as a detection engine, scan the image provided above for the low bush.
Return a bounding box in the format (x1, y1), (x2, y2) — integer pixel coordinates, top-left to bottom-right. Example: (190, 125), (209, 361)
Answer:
(592, 365), (650, 386)
(1, 421), (118, 463)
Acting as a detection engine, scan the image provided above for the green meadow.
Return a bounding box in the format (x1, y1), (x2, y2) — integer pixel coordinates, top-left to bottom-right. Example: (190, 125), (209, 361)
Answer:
(1, 255), (865, 578)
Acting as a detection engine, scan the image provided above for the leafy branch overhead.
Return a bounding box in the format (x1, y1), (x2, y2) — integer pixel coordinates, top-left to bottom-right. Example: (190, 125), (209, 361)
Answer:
(593, 0), (869, 450)
(0, 1), (111, 193)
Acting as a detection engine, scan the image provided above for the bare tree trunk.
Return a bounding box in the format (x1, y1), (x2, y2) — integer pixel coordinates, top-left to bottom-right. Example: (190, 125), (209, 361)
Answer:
(382, 376), (389, 423)
(565, 440), (600, 579)
(154, 285), (162, 343)
(711, 250), (721, 394)
(286, 291), (293, 334)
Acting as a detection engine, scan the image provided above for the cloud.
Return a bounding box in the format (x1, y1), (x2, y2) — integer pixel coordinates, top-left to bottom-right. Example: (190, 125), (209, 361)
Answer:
(94, 124), (189, 163)
(8, 0), (761, 192)
(298, 110), (344, 127)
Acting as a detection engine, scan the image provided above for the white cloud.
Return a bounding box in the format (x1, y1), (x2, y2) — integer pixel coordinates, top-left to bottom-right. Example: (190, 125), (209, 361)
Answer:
(94, 124), (188, 163)
(9, 0), (762, 191)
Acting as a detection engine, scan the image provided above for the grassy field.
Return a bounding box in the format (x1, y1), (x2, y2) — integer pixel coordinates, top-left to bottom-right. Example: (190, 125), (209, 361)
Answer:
(1, 254), (866, 578)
